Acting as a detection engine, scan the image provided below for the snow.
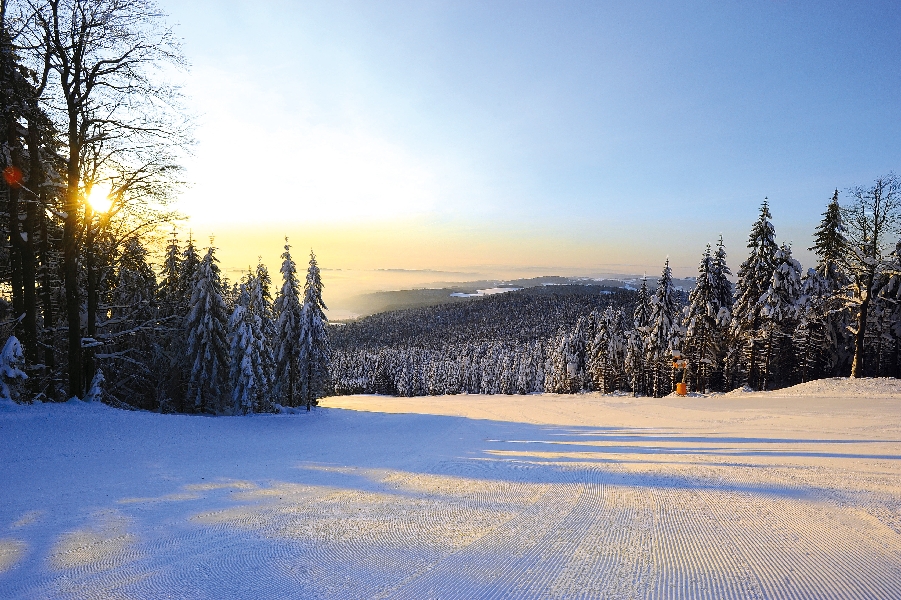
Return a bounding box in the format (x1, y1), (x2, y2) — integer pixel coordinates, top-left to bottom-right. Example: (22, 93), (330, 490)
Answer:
(3, 379), (901, 598)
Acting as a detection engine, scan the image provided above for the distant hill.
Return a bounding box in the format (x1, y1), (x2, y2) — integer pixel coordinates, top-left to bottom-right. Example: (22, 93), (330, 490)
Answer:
(331, 284), (639, 351)
(339, 275), (694, 319)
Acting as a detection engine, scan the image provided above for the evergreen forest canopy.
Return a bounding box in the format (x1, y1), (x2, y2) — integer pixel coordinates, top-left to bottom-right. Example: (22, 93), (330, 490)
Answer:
(332, 191), (901, 399)
(0, 1), (900, 412)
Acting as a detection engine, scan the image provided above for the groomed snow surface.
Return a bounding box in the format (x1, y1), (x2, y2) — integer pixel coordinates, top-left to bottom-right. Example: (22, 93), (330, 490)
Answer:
(3, 379), (901, 598)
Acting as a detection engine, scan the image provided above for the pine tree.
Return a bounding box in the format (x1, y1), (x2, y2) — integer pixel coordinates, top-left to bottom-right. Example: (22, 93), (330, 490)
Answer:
(627, 275), (653, 395)
(250, 263), (276, 409)
(684, 245), (717, 392)
(158, 229), (181, 315)
(588, 307), (626, 393)
(712, 235), (733, 389)
(228, 279), (271, 414)
(758, 243), (802, 390)
(795, 268), (834, 382)
(812, 190), (847, 287)
(633, 276), (652, 329)
(113, 238), (157, 323)
(178, 235), (200, 315)
(809, 190), (852, 375)
(645, 258), (682, 397)
(274, 239), (303, 407)
(0, 336), (27, 402)
(298, 250), (330, 410)
(104, 238), (159, 408)
(731, 200), (779, 389)
(624, 328), (646, 396)
(712, 235), (733, 317)
(185, 245), (229, 413)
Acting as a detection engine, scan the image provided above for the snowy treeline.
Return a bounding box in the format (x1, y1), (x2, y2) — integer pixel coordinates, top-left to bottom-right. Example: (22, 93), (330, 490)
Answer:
(331, 286), (639, 396)
(0, 230), (330, 413)
(167, 238), (330, 413)
(332, 186), (901, 397)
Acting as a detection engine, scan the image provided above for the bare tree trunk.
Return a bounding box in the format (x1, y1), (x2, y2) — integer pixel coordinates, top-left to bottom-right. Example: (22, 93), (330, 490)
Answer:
(63, 130), (82, 397)
(19, 117), (43, 365)
(38, 198), (55, 373)
(289, 359), (295, 407)
(761, 326), (774, 391)
(746, 333), (758, 390)
(83, 208), (96, 389)
(851, 293), (869, 378)
(5, 131), (38, 365)
(306, 359), (312, 412)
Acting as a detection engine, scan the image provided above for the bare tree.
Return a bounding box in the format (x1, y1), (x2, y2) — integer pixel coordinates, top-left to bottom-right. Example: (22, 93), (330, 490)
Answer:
(20, 0), (189, 397)
(841, 174), (901, 378)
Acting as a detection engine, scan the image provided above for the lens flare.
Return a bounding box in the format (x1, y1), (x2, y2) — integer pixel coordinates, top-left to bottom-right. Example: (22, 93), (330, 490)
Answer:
(3, 166), (23, 188)
(87, 183), (114, 213)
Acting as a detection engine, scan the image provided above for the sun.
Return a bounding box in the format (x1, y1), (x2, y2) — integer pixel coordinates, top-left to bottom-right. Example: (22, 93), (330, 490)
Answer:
(86, 182), (114, 213)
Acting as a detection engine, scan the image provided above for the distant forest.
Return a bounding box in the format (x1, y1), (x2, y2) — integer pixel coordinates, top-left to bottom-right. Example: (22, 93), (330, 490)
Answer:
(1, 1), (900, 412)
(332, 191), (901, 398)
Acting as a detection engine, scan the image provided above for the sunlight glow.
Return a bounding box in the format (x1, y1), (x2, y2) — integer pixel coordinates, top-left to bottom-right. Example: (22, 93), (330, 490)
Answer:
(86, 183), (114, 213)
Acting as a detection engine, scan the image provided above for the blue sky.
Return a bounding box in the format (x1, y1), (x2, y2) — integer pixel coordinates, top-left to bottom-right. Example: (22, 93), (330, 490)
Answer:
(159, 0), (901, 284)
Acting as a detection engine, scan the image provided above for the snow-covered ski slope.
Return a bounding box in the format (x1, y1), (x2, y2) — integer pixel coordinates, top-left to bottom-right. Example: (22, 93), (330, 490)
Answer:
(3, 379), (901, 598)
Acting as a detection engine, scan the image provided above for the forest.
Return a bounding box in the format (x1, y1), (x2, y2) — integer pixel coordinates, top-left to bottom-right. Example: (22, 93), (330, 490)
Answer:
(1, 1), (901, 411)
(332, 192), (901, 398)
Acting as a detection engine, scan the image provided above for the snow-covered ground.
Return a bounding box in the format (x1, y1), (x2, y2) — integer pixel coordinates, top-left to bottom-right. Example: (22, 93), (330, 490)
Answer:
(3, 379), (901, 598)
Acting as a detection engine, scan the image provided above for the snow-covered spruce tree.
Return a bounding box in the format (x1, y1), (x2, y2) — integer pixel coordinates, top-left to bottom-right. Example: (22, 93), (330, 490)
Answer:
(112, 238), (157, 324)
(158, 229), (181, 316)
(249, 264), (276, 409)
(178, 236), (200, 315)
(185, 245), (229, 413)
(156, 233), (199, 412)
(588, 307), (626, 393)
(299, 250), (330, 410)
(546, 331), (573, 393)
(274, 240), (303, 407)
(794, 269), (834, 383)
(712, 236), (734, 388)
(633, 276), (652, 330)
(814, 191), (848, 290)
(807, 190), (852, 375)
(712, 235), (734, 317)
(683, 243), (731, 393)
(228, 279), (271, 414)
(645, 258), (682, 397)
(498, 346), (516, 394)
(604, 307), (627, 392)
(730, 200), (779, 390)
(550, 316), (591, 393)
(515, 341), (538, 394)
(624, 328), (646, 396)
(587, 311), (608, 392)
(104, 237), (158, 408)
(627, 275), (653, 395)
(758, 243), (802, 390)
(255, 260), (277, 343)
(0, 336), (27, 402)
(683, 245), (716, 393)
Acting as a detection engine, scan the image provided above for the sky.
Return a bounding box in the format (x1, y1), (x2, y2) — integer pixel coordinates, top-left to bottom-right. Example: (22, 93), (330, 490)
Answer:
(156, 0), (901, 308)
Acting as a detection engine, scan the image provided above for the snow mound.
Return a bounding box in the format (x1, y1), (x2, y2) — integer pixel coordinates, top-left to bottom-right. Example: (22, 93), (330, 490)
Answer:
(727, 377), (901, 398)
(723, 385), (758, 396)
(776, 377), (901, 397)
